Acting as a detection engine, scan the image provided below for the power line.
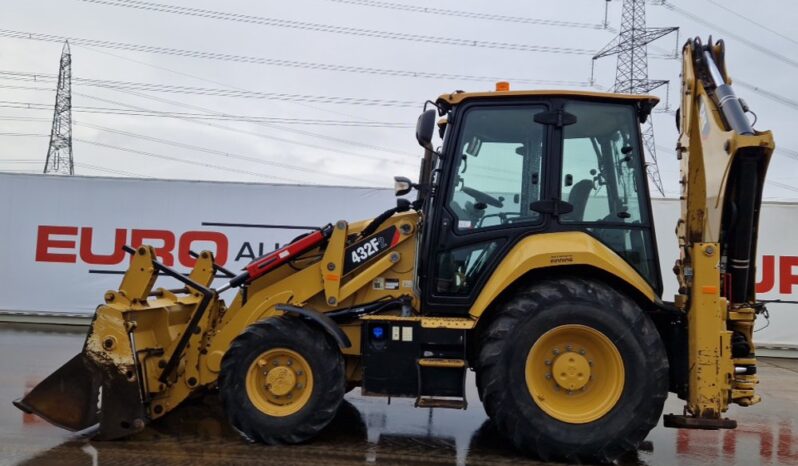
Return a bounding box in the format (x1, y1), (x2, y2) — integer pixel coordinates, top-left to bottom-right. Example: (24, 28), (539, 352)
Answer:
(73, 43), (391, 124)
(0, 110), (412, 182)
(0, 132), (49, 137)
(0, 83), (56, 93)
(0, 159), (43, 164)
(62, 34), (593, 133)
(0, 29), (603, 85)
(0, 94), (413, 127)
(734, 79), (798, 112)
(0, 71), (416, 107)
(1, 93), (419, 164)
(776, 146), (798, 161)
(0, 116), (396, 182)
(700, 0), (798, 48)
(74, 137), (308, 184)
(79, 87), (419, 159)
(75, 161), (155, 177)
(0, 159), (142, 178)
(75, 89), (419, 163)
(768, 180), (798, 194)
(0, 97), (418, 177)
(322, 0), (611, 30)
(660, 1), (798, 70)
(76, 0), (610, 55)
(0, 116), (51, 122)
(0, 168), (37, 173)
(73, 137), (385, 187)
(72, 120), (379, 184)
(0, 72), (417, 128)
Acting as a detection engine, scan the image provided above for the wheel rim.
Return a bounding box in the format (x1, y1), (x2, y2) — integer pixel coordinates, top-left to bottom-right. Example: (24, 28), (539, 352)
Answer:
(525, 324), (625, 424)
(246, 348), (314, 417)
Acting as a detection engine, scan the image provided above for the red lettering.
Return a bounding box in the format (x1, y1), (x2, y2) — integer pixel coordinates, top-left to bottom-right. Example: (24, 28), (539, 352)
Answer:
(677, 429), (720, 457)
(131, 229), (175, 266)
(778, 422), (798, 462)
(756, 255), (775, 294)
(679, 421), (785, 462)
(723, 423), (774, 459)
(79, 227), (127, 265)
(178, 231), (229, 267)
(780, 256), (798, 295)
(35, 225), (78, 263)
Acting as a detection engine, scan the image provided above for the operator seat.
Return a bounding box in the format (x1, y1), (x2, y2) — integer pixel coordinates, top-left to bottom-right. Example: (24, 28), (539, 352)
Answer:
(562, 179), (593, 222)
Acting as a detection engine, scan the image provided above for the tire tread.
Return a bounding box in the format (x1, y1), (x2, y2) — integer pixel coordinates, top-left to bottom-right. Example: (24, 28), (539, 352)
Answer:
(219, 316), (345, 445)
(475, 277), (668, 463)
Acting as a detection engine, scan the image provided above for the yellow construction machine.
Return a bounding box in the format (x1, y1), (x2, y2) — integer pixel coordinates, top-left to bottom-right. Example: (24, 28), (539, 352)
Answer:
(15, 37), (774, 462)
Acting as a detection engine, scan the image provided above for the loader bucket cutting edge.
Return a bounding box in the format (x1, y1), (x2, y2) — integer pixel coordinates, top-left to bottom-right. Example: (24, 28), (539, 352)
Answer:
(12, 349), (148, 440)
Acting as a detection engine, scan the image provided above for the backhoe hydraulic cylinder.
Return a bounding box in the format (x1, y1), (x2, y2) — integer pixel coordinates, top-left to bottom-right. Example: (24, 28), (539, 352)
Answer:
(702, 50), (753, 135)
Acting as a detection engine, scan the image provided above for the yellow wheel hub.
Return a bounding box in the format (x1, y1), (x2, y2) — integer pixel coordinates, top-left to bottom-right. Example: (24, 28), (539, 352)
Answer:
(552, 351), (591, 391)
(246, 348), (313, 417)
(265, 366), (297, 396)
(525, 324), (625, 424)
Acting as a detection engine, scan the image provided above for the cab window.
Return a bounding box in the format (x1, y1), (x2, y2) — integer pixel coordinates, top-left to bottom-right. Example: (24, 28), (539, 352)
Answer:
(448, 105), (546, 231)
(559, 101), (656, 284)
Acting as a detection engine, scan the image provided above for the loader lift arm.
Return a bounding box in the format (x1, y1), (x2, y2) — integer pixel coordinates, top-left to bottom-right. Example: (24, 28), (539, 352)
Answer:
(664, 37), (774, 429)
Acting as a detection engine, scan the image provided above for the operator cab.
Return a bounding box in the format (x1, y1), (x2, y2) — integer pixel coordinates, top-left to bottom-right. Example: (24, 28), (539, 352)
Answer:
(408, 86), (661, 315)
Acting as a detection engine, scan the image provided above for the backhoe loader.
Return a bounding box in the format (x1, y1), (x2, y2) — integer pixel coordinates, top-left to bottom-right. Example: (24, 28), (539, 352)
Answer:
(15, 37), (774, 462)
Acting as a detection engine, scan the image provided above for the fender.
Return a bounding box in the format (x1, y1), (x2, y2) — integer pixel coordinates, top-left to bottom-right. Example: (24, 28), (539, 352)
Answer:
(276, 304), (352, 349)
(469, 231), (657, 319)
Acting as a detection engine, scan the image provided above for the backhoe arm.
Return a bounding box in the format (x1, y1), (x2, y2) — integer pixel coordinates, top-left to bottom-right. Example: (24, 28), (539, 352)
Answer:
(666, 37), (774, 428)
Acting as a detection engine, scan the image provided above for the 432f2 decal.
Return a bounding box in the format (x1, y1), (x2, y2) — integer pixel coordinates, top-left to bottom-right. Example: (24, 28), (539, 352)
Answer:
(343, 226), (400, 274)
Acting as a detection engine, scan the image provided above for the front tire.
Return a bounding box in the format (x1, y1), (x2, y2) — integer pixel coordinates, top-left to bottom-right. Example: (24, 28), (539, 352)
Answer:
(476, 277), (668, 463)
(219, 316), (345, 444)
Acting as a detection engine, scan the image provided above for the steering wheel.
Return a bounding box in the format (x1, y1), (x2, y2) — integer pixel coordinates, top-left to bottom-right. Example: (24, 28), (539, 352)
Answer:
(462, 186), (503, 208)
(476, 212), (521, 228)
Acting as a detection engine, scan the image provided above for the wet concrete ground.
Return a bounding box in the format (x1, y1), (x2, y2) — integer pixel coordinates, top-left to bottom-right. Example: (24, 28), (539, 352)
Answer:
(2, 323), (798, 466)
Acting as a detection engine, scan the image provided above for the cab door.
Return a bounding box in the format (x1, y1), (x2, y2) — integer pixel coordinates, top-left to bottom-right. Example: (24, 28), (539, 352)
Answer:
(420, 101), (554, 314)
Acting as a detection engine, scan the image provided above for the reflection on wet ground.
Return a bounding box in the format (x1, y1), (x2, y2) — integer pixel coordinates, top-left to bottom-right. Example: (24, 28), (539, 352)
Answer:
(3, 323), (798, 466)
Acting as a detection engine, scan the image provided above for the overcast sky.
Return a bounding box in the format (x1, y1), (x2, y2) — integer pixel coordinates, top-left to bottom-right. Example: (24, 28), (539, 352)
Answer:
(0, 0), (796, 199)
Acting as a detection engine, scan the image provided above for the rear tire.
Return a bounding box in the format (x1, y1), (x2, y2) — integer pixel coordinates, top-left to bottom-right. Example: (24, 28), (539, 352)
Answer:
(219, 316), (345, 444)
(475, 277), (668, 463)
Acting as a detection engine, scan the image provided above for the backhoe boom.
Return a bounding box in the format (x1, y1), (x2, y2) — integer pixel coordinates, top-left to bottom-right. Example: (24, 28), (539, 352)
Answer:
(665, 37), (774, 428)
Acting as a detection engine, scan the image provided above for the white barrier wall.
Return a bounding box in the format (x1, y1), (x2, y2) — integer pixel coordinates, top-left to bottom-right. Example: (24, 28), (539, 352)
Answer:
(0, 173), (394, 314)
(1, 173), (796, 346)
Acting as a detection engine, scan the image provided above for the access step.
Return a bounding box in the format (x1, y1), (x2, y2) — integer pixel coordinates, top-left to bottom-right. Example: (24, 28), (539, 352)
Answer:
(415, 357), (467, 409)
(417, 358), (466, 368)
(415, 397), (467, 409)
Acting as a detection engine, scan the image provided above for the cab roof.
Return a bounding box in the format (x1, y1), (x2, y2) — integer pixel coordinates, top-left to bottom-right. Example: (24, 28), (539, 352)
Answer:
(436, 89), (659, 110)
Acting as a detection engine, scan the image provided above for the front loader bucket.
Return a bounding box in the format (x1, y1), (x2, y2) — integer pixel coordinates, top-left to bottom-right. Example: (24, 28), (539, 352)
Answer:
(14, 354), (100, 432)
(13, 245), (221, 440)
(13, 350), (147, 439)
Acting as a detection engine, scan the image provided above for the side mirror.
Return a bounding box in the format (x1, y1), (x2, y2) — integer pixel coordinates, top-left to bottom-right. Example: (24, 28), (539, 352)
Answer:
(394, 176), (415, 196)
(415, 109), (437, 151)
